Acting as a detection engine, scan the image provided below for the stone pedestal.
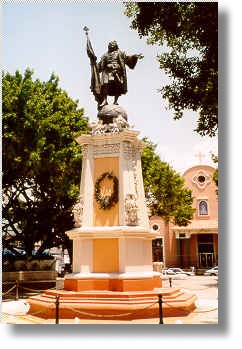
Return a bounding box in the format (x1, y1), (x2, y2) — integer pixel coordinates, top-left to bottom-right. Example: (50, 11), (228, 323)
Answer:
(28, 111), (197, 320)
(64, 129), (160, 292)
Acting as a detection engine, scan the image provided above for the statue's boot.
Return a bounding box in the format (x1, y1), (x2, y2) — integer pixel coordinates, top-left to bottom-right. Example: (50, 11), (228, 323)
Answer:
(99, 99), (108, 108)
(114, 96), (119, 105)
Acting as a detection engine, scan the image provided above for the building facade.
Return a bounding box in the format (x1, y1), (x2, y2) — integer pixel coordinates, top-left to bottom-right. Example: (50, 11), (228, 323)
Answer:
(150, 165), (218, 269)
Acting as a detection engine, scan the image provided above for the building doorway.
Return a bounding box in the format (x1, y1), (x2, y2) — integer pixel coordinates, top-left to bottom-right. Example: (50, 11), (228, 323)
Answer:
(152, 238), (163, 262)
(199, 252), (214, 268)
(197, 234), (215, 268)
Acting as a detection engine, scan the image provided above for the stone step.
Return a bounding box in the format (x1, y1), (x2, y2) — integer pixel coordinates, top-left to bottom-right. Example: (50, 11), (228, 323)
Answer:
(27, 287), (197, 320)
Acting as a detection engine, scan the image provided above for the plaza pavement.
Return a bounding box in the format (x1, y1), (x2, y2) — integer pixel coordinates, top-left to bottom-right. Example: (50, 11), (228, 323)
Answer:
(1, 275), (218, 325)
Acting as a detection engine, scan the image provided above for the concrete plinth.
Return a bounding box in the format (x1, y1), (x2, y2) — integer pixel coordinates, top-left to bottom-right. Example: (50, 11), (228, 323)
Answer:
(28, 287), (197, 320)
(64, 271), (162, 292)
(28, 127), (197, 320)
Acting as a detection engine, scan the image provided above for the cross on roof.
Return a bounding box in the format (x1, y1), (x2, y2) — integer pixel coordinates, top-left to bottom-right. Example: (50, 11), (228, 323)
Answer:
(195, 151), (206, 164)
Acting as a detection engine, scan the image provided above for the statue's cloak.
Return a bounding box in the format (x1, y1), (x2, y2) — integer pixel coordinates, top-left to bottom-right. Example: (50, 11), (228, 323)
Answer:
(98, 50), (139, 96)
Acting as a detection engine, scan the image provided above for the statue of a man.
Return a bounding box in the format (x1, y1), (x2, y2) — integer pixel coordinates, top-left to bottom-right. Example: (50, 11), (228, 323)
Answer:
(97, 41), (143, 107)
(84, 28), (143, 109)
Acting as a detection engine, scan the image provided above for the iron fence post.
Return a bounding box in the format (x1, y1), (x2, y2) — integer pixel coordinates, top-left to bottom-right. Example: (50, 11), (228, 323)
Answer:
(15, 280), (19, 300)
(158, 294), (163, 324)
(55, 295), (60, 324)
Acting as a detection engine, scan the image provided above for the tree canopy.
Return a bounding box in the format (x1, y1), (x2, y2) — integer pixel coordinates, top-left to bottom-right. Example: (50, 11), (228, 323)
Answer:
(124, 2), (218, 137)
(211, 154), (218, 193)
(141, 139), (195, 225)
(3, 69), (194, 258)
(2, 69), (89, 256)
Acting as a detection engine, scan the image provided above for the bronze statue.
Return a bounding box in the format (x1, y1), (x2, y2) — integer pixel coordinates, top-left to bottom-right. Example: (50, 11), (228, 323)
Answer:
(84, 27), (143, 109)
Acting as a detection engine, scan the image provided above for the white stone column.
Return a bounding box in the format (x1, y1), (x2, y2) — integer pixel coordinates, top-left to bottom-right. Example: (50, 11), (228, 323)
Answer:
(119, 141), (137, 225)
(72, 239), (93, 273)
(79, 144), (94, 226)
(134, 151), (150, 229)
(118, 131), (149, 228)
(119, 238), (153, 273)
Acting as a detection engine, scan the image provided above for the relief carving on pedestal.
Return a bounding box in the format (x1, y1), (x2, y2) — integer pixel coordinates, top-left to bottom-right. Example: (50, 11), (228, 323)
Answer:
(123, 141), (139, 195)
(123, 141), (136, 160)
(94, 172), (119, 210)
(125, 194), (138, 226)
(81, 144), (88, 159)
(132, 159), (139, 196)
(89, 115), (130, 136)
(93, 143), (120, 156)
(72, 194), (84, 227)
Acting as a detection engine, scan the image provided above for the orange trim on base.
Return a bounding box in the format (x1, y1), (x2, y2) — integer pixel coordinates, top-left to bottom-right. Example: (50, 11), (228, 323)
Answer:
(28, 287), (197, 320)
(64, 275), (161, 292)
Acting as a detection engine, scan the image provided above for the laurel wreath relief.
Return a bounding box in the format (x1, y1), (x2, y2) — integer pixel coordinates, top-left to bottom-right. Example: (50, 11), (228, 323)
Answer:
(94, 172), (119, 210)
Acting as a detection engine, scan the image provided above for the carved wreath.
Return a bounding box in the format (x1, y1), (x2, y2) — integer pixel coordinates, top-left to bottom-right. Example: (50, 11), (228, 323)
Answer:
(95, 172), (119, 210)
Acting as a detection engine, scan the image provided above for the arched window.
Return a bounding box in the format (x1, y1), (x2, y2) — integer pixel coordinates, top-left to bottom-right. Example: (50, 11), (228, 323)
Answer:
(199, 201), (208, 215)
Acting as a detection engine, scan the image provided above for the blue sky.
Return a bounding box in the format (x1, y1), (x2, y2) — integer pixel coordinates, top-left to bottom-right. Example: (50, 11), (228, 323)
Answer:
(2, 0), (218, 173)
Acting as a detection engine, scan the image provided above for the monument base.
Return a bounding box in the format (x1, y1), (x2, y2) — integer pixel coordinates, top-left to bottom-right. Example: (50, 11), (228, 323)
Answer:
(64, 272), (162, 292)
(28, 285), (197, 320)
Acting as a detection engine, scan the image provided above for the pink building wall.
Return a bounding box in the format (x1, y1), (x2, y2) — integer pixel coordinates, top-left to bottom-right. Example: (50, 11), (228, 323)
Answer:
(150, 165), (218, 268)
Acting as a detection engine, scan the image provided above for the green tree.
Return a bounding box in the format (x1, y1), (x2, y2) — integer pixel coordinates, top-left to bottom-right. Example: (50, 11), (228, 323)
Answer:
(2, 69), (89, 257)
(211, 153), (218, 192)
(124, 2), (218, 137)
(141, 139), (194, 225)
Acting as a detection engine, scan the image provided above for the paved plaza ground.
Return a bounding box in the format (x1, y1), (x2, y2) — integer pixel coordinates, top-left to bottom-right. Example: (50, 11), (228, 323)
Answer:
(1, 275), (218, 325)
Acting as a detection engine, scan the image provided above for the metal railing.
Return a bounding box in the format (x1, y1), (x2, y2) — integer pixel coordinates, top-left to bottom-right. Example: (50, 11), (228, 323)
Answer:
(2, 279), (218, 324)
(2, 280), (57, 300)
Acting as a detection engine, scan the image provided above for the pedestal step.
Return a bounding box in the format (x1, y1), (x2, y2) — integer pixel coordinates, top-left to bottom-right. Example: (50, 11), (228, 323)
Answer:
(28, 288), (197, 320)
(64, 273), (162, 292)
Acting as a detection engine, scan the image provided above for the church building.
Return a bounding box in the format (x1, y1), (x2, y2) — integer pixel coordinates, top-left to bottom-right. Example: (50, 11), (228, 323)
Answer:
(151, 165), (218, 270)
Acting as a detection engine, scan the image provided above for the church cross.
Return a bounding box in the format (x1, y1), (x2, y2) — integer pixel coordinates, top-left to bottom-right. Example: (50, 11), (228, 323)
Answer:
(195, 151), (206, 164)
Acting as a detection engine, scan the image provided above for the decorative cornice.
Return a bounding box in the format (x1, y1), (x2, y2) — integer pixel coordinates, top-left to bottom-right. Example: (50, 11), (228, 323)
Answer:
(93, 143), (120, 156)
(66, 225), (158, 240)
(75, 129), (141, 146)
(172, 227), (218, 234)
